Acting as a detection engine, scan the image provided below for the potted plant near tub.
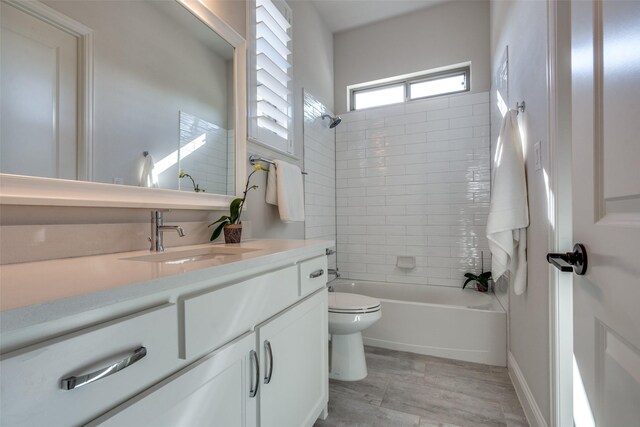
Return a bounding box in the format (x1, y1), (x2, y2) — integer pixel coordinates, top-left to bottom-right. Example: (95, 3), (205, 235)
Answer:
(462, 251), (493, 292)
(208, 163), (266, 244)
(463, 271), (493, 292)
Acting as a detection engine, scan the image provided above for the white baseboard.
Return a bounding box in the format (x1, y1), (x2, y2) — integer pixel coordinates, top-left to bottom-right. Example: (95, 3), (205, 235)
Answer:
(508, 352), (548, 427)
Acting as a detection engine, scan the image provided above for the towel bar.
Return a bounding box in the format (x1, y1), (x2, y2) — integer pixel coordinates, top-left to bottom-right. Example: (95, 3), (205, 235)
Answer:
(249, 155), (308, 175)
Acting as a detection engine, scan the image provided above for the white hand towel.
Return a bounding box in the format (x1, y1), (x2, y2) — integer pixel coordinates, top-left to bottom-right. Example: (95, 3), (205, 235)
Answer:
(139, 154), (158, 188)
(486, 110), (529, 295)
(265, 164), (278, 205)
(265, 160), (305, 222)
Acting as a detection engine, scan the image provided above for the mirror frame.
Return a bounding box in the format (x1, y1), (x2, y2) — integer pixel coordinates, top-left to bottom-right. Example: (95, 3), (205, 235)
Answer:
(0, 0), (246, 210)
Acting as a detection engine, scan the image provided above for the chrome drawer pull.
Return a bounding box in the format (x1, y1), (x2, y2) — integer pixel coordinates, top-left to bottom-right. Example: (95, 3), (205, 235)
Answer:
(309, 269), (324, 279)
(61, 346), (147, 390)
(249, 350), (259, 398)
(264, 340), (273, 384)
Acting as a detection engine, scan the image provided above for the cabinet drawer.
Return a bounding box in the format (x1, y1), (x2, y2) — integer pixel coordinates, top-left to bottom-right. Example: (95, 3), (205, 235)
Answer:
(299, 256), (328, 297)
(181, 266), (298, 360)
(0, 304), (179, 427)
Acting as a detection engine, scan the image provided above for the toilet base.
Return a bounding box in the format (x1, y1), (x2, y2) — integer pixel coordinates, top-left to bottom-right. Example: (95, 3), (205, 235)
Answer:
(329, 332), (368, 381)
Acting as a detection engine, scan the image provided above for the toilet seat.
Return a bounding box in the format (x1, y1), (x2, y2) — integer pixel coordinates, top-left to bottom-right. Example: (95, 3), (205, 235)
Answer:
(328, 292), (381, 314)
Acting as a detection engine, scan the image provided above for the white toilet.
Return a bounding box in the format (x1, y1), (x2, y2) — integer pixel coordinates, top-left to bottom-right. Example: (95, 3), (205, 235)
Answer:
(328, 292), (382, 381)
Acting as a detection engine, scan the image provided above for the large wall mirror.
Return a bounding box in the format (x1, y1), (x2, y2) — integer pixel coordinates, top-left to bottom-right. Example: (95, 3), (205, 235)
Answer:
(0, 0), (246, 209)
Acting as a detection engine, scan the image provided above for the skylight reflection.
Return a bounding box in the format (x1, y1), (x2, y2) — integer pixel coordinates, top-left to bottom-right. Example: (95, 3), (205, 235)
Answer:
(153, 133), (207, 181)
(496, 90), (508, 118)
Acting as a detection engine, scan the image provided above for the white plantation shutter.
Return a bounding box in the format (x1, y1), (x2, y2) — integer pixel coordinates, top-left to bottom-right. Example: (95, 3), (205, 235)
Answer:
(248, 0), (293, 153)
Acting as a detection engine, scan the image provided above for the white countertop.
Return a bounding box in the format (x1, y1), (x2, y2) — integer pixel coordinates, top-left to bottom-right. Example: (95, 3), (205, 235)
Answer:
(0, 239), (331, 331)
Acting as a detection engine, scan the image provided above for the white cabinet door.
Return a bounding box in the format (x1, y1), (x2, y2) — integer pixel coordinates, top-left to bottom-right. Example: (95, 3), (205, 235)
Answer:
(88, 332), (258, 427)
(258, 289), (328, 427)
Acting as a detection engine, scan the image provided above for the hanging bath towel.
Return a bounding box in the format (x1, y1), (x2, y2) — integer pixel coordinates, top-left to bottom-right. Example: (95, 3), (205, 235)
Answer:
(139, 153), (158, 188)
(486, 110), (529, 295)
(265, 160), (305, 222)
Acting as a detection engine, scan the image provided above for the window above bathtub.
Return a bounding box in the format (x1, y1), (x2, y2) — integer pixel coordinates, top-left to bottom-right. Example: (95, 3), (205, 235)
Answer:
(348, 64), (470, 111)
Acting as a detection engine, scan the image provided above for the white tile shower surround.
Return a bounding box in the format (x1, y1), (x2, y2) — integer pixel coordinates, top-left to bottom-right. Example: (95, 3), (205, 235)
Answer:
(304, 91), (337, 269)
(335, 92), (491, 287)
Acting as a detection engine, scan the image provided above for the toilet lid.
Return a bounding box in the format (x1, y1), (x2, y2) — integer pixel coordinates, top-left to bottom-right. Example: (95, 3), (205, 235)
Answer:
(328, 292), (381, 313)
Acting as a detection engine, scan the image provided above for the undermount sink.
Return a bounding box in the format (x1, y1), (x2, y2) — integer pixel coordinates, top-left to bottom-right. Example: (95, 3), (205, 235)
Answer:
(123, 246), (260, 265)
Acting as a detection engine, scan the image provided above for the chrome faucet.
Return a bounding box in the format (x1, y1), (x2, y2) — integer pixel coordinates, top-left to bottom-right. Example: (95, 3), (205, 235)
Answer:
(150, 210), (185, 252)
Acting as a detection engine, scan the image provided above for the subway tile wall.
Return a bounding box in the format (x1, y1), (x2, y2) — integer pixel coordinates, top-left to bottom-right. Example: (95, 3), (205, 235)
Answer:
(303, 91), (337, 269)
(336, 92), (491, 287)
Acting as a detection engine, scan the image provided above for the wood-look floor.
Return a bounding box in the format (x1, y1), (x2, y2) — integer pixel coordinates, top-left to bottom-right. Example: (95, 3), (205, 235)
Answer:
(314, 346), (529, 427)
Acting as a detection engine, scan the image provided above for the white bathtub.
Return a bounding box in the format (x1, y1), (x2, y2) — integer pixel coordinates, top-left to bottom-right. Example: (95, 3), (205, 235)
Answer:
(330, 279), (507, 366)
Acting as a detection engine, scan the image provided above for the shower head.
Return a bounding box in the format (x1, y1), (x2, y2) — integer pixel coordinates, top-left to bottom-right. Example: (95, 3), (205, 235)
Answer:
(321, 114), (342, 129)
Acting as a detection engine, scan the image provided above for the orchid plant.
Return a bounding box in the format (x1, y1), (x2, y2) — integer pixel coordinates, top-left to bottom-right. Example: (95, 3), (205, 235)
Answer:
(178, 170), (205, 192)
(463, 251), (492, 292)
(208, 163), (267, 241)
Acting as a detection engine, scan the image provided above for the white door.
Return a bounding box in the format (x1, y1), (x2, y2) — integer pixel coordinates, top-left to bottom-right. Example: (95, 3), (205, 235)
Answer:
(258, 290), (328, 427)
(0, 1), (78, 179)
(571, 0), (640, 425)
(87, 332), (258, 427)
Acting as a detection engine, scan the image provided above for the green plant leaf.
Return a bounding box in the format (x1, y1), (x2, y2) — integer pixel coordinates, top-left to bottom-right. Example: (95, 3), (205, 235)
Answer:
(463, 277), (474, 289)
(210, 222), (227, 241)
(208, 215), (230, 228)
(480, 271), (492, 279)
(464, 272), (478, 280)
(229, 198), (243, 223)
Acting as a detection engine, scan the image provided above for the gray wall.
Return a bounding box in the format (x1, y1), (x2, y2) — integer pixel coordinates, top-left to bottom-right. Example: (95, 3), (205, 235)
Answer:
(333, 0), (490, 114)
(490, 0), (551, 424)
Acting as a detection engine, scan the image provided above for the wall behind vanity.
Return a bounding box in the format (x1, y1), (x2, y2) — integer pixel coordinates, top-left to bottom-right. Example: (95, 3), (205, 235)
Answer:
(0, 0), (335, 264)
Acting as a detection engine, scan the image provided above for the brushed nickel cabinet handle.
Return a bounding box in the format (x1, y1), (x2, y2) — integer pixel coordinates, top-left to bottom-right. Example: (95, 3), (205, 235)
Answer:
(249, 350), (259, 398)
(309, 269), (324, 279)
(264, 340), (274, 384)
(61, 346), (147, 390)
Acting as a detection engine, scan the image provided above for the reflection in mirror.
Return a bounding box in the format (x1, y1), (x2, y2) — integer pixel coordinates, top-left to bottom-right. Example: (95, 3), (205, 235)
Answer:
(178, 111), (235, 195)
(0, 0), (235, 195)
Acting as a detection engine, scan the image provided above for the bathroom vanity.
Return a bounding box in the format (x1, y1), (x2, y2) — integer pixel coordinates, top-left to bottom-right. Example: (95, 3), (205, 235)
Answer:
(0, 239), (330, 426)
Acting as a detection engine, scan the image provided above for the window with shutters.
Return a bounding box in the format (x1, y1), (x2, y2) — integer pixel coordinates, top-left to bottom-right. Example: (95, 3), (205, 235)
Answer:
(248, 0), (293, 154)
